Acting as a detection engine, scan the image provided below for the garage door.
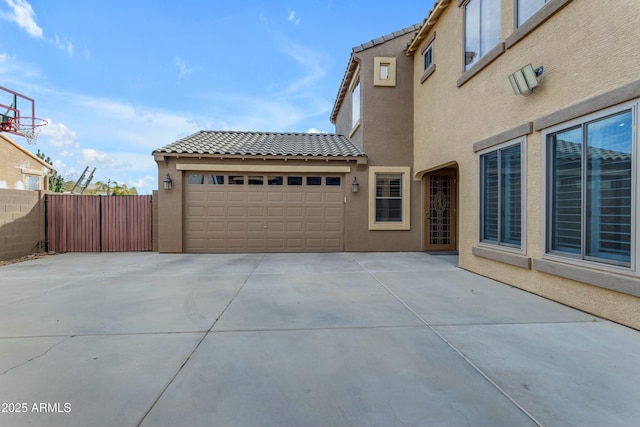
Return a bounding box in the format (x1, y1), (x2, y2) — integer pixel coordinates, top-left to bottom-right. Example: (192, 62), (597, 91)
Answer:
(184, 173), (344, 252)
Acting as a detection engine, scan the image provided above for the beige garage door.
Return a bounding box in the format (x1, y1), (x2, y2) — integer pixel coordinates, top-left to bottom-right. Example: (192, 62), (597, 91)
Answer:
(184, 173), (344, 252)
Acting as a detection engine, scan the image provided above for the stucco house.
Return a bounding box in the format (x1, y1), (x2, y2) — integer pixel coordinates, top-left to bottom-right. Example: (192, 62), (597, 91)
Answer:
(407, 0), (640, 329)
(0, 133), (53, 191)
(153, 25), (420, 253)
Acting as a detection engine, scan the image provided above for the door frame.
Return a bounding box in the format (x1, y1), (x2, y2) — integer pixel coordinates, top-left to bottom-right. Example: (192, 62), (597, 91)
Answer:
(423, 168), (458, 251)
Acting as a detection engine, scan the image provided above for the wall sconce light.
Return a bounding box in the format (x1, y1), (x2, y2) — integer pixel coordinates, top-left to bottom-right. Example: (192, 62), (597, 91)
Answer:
(351, 177), (360, 193)
(509, 64), (544, 96)
(163, 173), (172, 190)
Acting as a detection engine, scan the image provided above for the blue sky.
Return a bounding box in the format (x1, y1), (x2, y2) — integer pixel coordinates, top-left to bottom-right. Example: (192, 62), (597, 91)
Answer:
(0, 0), (435, 194)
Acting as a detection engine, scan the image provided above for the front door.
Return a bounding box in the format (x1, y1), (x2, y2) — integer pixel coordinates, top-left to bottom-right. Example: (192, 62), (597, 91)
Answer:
(424, 170), (457, 251)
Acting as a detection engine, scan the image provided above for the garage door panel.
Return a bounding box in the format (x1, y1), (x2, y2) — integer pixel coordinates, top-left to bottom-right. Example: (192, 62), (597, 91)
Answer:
(184, 172), (344, 253)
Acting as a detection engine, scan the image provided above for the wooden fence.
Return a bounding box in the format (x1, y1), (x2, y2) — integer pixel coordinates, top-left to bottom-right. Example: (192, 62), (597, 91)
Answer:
(46, 194), (152, 252)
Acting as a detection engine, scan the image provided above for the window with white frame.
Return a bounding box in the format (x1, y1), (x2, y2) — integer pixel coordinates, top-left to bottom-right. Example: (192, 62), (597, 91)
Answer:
(464, 0), (501, 70)
(480, 141), (523, 248)
(423, 44), (434, 71)
(517, 0), (548, 27)
(546, 104), (635, 267)
(352, 77), (361, 128)
(368, 166), (411, 230)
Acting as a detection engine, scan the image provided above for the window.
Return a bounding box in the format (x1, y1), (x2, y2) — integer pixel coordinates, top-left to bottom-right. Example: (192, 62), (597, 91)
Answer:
(464, 0), (500, 70)
(25, 175), (39, 190)
(306, 176), (321, 186)
(229, 176), (244, 185)
(188, 174), (204, 184)
(208, 175), (224, 184)
(326, 177), (341, 186)
(268, 176), (283, 185)
(352, 78), (361, 127)
(287, 176), (302, 186)
(374, 57), (396, 86)
(376, 174), (403, 222)
(546, 108), (634, 267)
(368, 167), (411, 230)
(423, 44), (434, 71)
(248, 176), (263, 185)
(517, 0), (548, 27)
(480, 142), (523, 248)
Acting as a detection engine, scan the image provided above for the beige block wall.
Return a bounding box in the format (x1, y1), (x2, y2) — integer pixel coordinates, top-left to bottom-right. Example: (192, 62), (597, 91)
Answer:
(0, 188), (45, 261)
(413, 0), (640, 329)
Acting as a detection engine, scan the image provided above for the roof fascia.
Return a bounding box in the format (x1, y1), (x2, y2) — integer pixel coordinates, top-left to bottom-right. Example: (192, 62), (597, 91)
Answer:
(407, 0), (452, 55)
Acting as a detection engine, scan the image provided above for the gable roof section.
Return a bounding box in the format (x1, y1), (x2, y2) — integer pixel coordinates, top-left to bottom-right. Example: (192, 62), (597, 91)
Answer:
(330, 24), (421, 124)
(406, 0), (452, 55)
(154, 130), (366, 158)
(0, 133), (54, 172)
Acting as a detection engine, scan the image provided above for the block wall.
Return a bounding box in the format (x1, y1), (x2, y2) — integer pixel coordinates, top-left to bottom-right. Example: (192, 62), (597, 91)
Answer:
(0, 189), (45, 261)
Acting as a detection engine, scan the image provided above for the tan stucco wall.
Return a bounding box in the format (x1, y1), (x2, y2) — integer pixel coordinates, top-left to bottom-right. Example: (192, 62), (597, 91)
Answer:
(0, 188), (45, 261)
(0, 135), (52, 191)
(412, 0), (640, 329)
(335, 32), (422, 252)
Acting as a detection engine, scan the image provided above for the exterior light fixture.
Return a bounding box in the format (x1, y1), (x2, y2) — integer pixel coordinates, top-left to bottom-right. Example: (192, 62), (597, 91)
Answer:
(351, 177), (360, 193)
(163, 173), (172, 190)
(509, 64), (544, 96)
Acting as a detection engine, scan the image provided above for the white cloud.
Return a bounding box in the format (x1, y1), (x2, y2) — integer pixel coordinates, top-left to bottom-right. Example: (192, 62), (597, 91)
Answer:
(175, 57), (191, 82)
(52, 34), (74, 56)
(307, 127), (326, 134)
(40, 120), (78, 147)
(0, 0), (43, 38)
(128, 175), (155, 190)
(287, 10), (301, 25)
(82, 148), (129, 169)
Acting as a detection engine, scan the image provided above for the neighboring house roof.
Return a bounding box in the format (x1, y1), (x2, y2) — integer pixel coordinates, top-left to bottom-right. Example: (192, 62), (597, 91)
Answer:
(0, 133), (54, 173)
(153, 130), (366, 158)
(406, 0), (452, 55)
(330, 24), (421, 124)
(555, 139), (632, 162)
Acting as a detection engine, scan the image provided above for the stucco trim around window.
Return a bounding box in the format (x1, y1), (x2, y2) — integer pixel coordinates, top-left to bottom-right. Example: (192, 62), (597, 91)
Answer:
(533, 258), (640, 298)
(457, 43), (505, 87)
(368, 166), (411, 231)
(534, 79), (640, 131)
(420, 64), (436, 84)
(473, 246), (531, 269)
(506, 0), (573, 49)
(473, 122), (532, 152)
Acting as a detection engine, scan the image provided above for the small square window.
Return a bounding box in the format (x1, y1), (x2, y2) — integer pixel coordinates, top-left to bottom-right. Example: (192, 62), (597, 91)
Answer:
(287, 176), (303, 186)
(268, 176), (283, 185)
(306, 176), (322, 186)
(423, 45), (433, 71)
(208, 175), (224, 184)
(248, 176), (263, 185)
(326, 177), (341, 186)
(229, 176), (244, 185)
(25, 175), (39, 190)
(188, 175), (205, 184)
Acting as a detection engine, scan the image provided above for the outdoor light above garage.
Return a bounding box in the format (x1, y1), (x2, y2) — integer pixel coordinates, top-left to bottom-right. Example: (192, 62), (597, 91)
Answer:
(509, 64), (544, 96)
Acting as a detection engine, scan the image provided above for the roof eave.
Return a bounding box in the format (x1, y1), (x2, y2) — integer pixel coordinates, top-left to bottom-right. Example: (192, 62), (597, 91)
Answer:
(406, 0), (452, 55)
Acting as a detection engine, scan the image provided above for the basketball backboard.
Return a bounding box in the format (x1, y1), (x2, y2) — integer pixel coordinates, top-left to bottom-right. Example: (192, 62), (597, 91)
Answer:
(0, 85), (47, 144)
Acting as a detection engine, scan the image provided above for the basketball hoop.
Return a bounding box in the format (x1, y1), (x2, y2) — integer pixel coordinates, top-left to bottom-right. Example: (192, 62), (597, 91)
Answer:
(1, 116), (48, 145)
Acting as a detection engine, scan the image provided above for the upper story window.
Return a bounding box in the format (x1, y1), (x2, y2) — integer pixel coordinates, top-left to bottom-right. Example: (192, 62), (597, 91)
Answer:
(352, 77), (361, 127)
(517, 0), (548, 27)
(423, 44), (434, 71)
(464, 0), (501, 70)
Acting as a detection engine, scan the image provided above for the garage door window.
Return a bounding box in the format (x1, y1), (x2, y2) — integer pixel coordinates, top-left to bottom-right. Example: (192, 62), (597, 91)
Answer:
(229, 176), (244, 185)
(288, 176), (302, 186)
(249, 176), (264, 185)
(268, 176), (283, 185)
(208, 175), (224, 184)
(188, 175), (205, 184)
(326, 177), (341, 186)
(307, 176), (322, 186)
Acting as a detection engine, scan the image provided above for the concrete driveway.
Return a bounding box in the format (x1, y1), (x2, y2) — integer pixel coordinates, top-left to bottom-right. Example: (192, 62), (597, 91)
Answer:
(1, 252), (639, 427)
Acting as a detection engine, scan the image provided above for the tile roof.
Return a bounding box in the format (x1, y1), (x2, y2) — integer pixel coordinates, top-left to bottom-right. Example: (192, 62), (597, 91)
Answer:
(153, 130), (366, 158)
(330, 24), (421, 124)
(555, 139), (631, 161)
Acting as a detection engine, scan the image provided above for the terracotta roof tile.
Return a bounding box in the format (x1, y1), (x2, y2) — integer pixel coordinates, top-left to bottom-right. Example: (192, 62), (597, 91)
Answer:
(154, 131), (366, 158)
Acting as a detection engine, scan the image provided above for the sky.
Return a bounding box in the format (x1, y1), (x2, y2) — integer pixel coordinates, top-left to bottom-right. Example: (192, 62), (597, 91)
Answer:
(0, 0), (435, 194)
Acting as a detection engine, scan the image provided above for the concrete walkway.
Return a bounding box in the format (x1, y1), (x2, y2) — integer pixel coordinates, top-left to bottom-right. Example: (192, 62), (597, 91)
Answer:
(0, 252), (639, 426)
